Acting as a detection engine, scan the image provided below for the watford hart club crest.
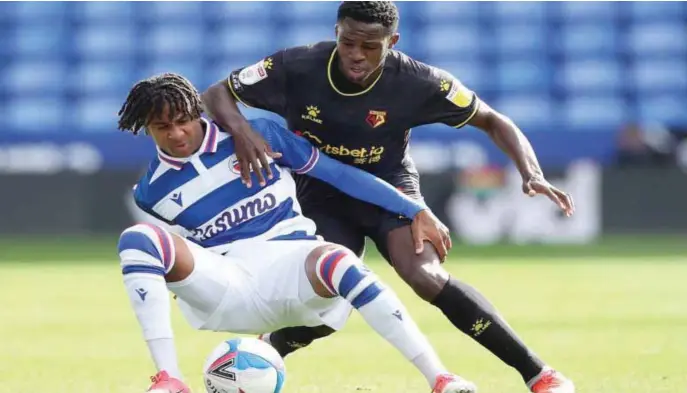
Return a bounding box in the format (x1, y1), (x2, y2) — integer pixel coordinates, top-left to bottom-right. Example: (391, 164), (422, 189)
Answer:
(365, 110), (387, 128)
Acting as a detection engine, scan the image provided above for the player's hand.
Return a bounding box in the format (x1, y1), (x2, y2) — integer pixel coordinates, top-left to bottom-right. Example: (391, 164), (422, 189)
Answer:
(410, 209), (452, 262)
(522, 174), (575, 217)
(233, 124), (282, 188)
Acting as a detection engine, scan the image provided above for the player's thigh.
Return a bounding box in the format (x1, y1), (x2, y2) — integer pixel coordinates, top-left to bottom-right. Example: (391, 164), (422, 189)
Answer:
(208, 240), (352, 333)
(369, 210), (448, 301)
(303, 203), (366, 257)
(166, 239), (244, 330)
(368, 209), (413, 265)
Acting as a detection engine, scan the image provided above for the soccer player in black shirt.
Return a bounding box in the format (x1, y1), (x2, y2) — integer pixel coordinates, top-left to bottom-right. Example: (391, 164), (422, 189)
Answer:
(202, 2), (575, 392)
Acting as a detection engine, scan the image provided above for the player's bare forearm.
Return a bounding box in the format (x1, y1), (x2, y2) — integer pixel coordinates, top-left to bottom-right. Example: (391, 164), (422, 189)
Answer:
(201, 81), (251, 135)
(468, 102), (543, 181)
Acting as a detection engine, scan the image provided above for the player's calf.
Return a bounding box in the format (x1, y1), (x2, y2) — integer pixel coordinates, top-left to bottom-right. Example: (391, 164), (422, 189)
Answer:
(304, 246), (475, 390)
(117, 223), (194, 381)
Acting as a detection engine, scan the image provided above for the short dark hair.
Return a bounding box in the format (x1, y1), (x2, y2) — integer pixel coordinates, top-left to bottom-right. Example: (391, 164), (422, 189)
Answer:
(337, 1), (399, 33)
(117, 72), (202, 135)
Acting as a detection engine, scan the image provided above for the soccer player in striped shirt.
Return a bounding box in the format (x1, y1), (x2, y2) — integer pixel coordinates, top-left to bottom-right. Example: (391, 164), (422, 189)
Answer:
(116, 73), (476, 393)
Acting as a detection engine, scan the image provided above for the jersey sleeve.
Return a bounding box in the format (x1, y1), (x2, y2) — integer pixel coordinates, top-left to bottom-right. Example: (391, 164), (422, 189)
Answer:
(227, 50), (288, 116)
(248, 118), (426, 219)
(248, 118), (320, 174)
(416, 67), (480, 129)
(131, 184), (186, 236)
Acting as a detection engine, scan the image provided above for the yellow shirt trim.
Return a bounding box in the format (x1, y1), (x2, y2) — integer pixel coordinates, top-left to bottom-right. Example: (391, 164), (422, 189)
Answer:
(327, 47), (384, 97)
(453, 96), (480, 128)
(226, 77), (253, 108)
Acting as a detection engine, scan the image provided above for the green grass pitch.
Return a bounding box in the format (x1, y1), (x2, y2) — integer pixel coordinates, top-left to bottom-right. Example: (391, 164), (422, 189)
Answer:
(1, 239), (686, 393)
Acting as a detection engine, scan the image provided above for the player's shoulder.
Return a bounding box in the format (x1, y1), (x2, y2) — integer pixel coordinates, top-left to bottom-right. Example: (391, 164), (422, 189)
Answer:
(280, 41), (336, 74)
(388, 50), (460, 94)
(131, 158), (161, 205)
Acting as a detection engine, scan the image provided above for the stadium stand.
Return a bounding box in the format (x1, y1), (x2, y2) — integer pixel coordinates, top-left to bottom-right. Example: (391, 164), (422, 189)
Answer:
(0, 1), (685, 134)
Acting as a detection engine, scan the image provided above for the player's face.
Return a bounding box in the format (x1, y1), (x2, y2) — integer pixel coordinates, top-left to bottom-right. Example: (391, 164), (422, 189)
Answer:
(335, 18), (399, 85)
(146, 106), (204, 158)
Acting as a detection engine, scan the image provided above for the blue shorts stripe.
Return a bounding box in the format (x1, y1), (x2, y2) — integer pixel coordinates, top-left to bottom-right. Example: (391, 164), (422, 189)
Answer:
(122, 265), (165, 276)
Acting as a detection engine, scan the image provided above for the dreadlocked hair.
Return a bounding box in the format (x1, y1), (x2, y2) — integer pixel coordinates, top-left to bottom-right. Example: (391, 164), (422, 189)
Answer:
(117, 72), (202, 135)
(337, 1), (399, 33)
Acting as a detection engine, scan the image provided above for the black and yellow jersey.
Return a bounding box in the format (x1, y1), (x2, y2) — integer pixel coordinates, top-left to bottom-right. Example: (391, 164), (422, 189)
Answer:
(227, 41), (479, 204)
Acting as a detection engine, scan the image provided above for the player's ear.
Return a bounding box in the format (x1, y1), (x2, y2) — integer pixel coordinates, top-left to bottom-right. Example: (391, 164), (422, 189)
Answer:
(334, 23), (340, 39)
(388, 33), (400, 48)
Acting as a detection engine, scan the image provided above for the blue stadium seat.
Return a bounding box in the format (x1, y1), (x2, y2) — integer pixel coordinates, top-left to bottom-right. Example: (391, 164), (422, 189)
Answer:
(208, 1), (273, 23)
(72, 97), (123, 131)
(0, 3), (14, 21)
(142, 25), (204, 57)
(11, 25), (67, 58)
(554, 2), (618, 21)
(282, 2), (337, 21)
(627, 1), (685, 20)
(2, 61), (66, 94)
(6, 97), (64, 132)
(422, 25), (481, 61)
(69, 62), (133, 95)
(557, 24), (618, 57)
(11, 1), (67, 20)
(138, 2), (203, 21)
(417, 2), (480, 22)
(280, 25), (333, 48)
(490, 2), (548, 22)
(496, 60), (551, 92)
(74, 24), (136, 59)
(431, 61), (489, 92)
(632, 60), (687, 93)
(564, 96), (628, 128)
(494, 24), (548, 58)
(493, 94), (555, 128)
(626, 23), (687, 56)
(557, 60), (624, 93)
(72, 2), (135, 21)
(638, 94), (687, 125)
(212, 25), (276, 57)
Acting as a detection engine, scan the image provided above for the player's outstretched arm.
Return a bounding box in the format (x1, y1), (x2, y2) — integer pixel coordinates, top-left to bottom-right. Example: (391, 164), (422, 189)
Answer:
(250, 118), (452, 257)
(467, 102), (575, 217)
(307, 155), (453, 257)
(202, 53), (288, 188)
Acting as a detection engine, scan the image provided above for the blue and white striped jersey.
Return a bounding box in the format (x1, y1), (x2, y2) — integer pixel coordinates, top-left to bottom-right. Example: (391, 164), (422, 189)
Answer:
(131, 118), (425, 255)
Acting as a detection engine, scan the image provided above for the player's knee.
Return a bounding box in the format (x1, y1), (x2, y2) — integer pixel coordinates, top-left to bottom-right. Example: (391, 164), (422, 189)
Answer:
(393, 250), (449, 302)
(307, 246), (385, 309)
(117, 223), (176, 276)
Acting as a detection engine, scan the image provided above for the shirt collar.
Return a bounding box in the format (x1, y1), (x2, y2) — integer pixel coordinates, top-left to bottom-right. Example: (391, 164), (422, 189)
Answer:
(156, 118), (219, 170)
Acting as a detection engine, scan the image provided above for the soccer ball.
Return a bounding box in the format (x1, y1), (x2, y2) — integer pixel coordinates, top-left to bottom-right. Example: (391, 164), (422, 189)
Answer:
(203, 337), (286, 393)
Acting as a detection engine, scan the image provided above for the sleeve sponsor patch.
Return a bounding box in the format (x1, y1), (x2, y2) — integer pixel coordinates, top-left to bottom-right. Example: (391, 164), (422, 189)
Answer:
(237, 59), (269, 86)
(444, 79), (473, 108)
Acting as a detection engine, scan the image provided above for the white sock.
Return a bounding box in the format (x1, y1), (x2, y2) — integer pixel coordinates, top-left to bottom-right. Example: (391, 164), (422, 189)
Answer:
(316, 249), (448, 386)
(118, 224), (182, 380)
(147, 338), (182, 379)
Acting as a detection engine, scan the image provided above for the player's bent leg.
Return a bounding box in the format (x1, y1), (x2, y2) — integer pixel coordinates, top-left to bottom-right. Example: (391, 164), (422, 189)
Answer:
(385, 225), (572, 391)
(261, 210), (364, 357)
(117, 223), (197, 383)
(302, 245), (476, 392)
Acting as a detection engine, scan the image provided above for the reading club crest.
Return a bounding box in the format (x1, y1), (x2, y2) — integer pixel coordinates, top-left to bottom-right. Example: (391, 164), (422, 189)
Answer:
(230, 156), (241, 174)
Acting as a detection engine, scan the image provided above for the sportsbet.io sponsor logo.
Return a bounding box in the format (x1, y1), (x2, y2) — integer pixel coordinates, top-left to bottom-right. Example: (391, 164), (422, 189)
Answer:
(321, 144), (385, 165)
(295, 130), (385, 165)
(193, 193), (278, 241)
